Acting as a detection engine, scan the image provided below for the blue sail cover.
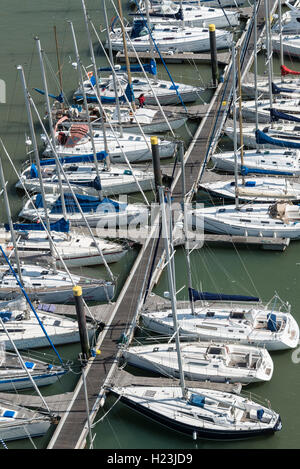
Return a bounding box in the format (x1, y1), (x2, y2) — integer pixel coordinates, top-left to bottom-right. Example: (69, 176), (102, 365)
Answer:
(241, 166), (294, 176)
(98, 59), (157, 76)
(39, 152), (108, 167)
(5, 218), (70, 233)
(272, 82), (299, 95)
(255, 129), (300, 149)
(34, 88), (64, 103)
(45, 193), (124, 214)
(270, 108), (300, 124)
(189, 287), (259, 302)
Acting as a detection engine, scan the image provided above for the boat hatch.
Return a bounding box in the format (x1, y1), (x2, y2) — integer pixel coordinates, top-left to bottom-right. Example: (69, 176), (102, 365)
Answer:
(207, 346), (222, 355)
(143, 390), (156, 397)
(2, 410), (16, 418)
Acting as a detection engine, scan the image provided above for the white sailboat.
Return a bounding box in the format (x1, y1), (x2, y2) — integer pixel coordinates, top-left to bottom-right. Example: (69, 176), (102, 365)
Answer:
(0, 399), (51, 441)
(0, 298), (97, 350)
(42, 126), (176, 164)
(272, 2), (300, 35)
(108, 21), (233, 53)
(0, 347), (68, 391)
(199, 176), (300, 202)
(19, 192), (149, 228)
(74, 72), (202, 106)
(132, 1), (240, 28)
(17, 160), (155, 198)
(123, 341), (274, 384)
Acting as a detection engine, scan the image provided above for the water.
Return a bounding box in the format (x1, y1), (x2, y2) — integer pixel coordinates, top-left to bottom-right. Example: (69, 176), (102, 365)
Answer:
(0, 0), (300, 450)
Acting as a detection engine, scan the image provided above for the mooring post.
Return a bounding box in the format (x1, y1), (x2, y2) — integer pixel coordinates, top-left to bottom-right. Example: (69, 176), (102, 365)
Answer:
(209, 24), (219, 87)
(73, 285), (90, 360)
(151, 136), (162, 201)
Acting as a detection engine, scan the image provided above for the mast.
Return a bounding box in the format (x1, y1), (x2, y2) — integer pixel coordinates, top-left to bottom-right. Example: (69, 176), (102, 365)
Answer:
(264, 0), (273, 124)
(158, 185), (186, 399)
(254, 0), (260, 149)
(237, 45), (245, 186)
(0, 153), (23, 284)
(81, 0), (111, 158)
(278, 0), (284, 79)
(117, 0), (136, 112)
(53, 26), (64, 110)
(35, 36), (68, 220)
(179, 141), (194, 315)
(145, 0), (155, 58)
(232, 44), (239, 210)
(18, 65), (56, 260)
(102, 0), (123, 136)
(69, 19), (104, 199)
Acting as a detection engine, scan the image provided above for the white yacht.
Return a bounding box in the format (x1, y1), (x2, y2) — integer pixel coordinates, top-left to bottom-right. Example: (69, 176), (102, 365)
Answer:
(141, 300), (299, 350)
(123, 341), (274, 383)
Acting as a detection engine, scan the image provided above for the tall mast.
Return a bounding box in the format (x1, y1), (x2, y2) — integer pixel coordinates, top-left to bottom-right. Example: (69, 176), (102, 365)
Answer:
(0, 153), (23, 284)
(232, 44), (239, 210)
(264, 0), (273, 124)
(158, 185), (186, 399)
(102, 0), (123, 136)
(35, 36), (67, 220)
(117, 0), (136, 112)
(53, 26), (64, 110)
(18, 65), (55, 260)
(237, 46), (245, 186)
(81, 0), (111, 156)
(254, 0), (259, 149)
(145, 0), (155, 58)
(278, 0), (284, 78)
(69, 20), (104, 199)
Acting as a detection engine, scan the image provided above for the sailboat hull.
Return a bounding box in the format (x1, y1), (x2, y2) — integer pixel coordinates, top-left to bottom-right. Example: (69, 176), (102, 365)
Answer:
(110, 390), (282, 440)
(0, 420), (51, 441)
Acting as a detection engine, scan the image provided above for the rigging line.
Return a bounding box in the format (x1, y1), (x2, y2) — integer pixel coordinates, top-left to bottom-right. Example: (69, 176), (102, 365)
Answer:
(0, 246), (64, 366)
(132, 0), (188, 113)
(0, 138), (98, 322)
(108, 1), (177, 136)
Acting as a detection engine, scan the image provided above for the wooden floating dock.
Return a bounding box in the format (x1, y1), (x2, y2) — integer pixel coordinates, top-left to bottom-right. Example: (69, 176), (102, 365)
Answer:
(46, 0), (280, 449)
(116, 50), (231, 66)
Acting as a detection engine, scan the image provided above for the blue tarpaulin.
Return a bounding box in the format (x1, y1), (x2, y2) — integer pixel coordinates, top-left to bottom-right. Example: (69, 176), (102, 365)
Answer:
(5, 218), (70, 233)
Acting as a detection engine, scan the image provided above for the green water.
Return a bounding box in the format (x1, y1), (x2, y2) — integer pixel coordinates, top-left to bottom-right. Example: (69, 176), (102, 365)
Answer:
(0, 0), (300, 450)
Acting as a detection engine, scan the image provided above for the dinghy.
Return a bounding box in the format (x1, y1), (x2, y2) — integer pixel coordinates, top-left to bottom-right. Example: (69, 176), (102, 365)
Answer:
(123, 341), (274, 383)
(109, 386), (282, 439)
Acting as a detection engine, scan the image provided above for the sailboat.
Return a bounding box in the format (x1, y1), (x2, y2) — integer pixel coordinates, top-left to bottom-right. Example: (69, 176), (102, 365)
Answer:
(272, 2), (300, 35)
(0, 398), (52, 441)
(41, 126), (176, 163)
(110, 187), (282, 440)
(122, 341), (274, 384)
(131, 0), (240, 28)
(108, 19), (233, 53)
(0, 298), (97, 350)
(0, 347), (68, 391)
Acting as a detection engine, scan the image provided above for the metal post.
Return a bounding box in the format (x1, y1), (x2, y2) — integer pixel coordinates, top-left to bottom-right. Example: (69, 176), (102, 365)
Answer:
(209, 24), (219, 87)
(73, 285), (90, 360)
(151, 136), (162, 201)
